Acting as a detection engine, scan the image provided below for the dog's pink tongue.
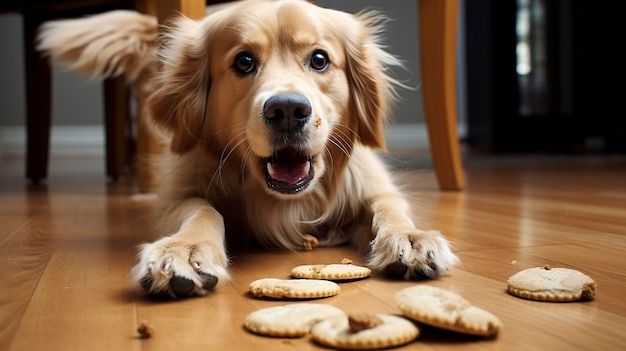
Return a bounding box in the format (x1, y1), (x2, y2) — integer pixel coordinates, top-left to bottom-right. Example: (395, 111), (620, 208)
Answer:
(268, 162), (310, 185)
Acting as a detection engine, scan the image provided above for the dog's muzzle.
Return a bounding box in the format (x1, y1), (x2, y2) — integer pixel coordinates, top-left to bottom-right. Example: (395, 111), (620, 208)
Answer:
(262, 94), (315, 194)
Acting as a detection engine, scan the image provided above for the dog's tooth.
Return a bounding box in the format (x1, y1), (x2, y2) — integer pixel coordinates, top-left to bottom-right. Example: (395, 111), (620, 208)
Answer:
(267, 162), (275, 177)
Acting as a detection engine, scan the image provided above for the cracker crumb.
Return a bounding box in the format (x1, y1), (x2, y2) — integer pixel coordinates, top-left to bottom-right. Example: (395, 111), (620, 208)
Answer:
(314, 116), (322, 128)
(312, 265), (326, 274)
(544, 264), (552, 270)
(137, 320), (154, 338)
(511, 260), (517, 264)
(340, 258), (353, 265)
(348, 313), (383, 333)
(582, 282), (597, 300)
(302, 234), (319, 251)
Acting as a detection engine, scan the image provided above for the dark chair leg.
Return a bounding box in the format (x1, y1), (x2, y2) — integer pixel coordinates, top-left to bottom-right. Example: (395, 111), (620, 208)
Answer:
(104, 77), (131, 181)
(23, 13), (52, 183)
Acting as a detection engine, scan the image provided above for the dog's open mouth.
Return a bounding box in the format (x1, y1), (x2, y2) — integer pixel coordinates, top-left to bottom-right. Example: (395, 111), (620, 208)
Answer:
(263, 147), (314, 194)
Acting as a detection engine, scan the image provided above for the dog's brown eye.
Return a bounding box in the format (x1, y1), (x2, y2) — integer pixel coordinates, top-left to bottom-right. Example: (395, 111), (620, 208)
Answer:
(234, 52), (256, 74)
(310, 50), (329, 72)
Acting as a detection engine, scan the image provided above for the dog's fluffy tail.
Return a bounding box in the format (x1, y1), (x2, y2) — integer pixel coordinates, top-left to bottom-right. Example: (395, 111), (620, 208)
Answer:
(37, 10), (158, 82)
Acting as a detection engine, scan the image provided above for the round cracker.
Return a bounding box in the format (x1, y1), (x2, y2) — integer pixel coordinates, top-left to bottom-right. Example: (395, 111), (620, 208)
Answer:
(311, 314), (419, 350)
(507, 266), (597, 302)
(244, 303), (345, 337)
(395, 285), (502, 336)
(291, 264), (371, 280)
(248, 278), (340, 299)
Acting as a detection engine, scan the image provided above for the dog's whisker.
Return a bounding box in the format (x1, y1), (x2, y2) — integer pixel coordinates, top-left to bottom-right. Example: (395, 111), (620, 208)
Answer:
(218, 139), (247, 180)
(323, 146), (335, 183)
(334, 123), (360, 142)
(217, 128), (247, 167)
(325, 129), (354, 186)
(219, 139), (248, 193)
(329, 127), (356, 156)
(239, 145), (256, 188)
(205, 127), (248, 199)
(328, 134), (351, 158)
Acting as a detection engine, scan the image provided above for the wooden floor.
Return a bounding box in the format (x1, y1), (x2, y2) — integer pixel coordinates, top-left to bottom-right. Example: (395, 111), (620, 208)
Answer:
(1, 152), (625, 351)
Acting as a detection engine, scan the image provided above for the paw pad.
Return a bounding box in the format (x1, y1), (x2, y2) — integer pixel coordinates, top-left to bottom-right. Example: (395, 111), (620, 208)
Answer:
(199, 272), (219, 291)
(139, 272), (219, 298)
(170, 276), (195, 297)
(384, 260), (408, 279)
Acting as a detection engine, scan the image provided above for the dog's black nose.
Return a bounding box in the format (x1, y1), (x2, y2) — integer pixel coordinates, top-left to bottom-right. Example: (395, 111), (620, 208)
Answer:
(263, 94), (311, 128)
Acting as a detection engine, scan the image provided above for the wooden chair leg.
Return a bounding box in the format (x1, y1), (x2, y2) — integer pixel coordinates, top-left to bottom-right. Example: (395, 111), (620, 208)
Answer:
(419, 0), (465, 190)
(150, 0), (206, 21)
(23, 13), (52, 183)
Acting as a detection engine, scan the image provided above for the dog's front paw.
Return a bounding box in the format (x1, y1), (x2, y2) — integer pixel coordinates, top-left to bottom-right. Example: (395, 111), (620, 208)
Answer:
(131, 237), (230, 298)
(368, 230), (459, 280)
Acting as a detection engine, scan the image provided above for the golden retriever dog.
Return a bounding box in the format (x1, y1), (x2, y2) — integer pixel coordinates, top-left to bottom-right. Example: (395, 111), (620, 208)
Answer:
(38, 0), (458, 298)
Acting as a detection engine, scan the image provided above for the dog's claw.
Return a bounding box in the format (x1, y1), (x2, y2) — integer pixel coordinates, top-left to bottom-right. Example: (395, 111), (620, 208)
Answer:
(199, 272), (219, 291)
(385, 260), (408, 279)
(427, 250), (438, 272)
(384, 251), (440, 280)
(409, 268), (433, 280)
(139, 274), (154, 292)
(170, 276), (195, 297)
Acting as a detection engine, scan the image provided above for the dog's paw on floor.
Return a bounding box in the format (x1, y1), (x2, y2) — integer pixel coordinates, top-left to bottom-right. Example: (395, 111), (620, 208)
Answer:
(132, 238), (229, 298)
(368, 230), (459, 280)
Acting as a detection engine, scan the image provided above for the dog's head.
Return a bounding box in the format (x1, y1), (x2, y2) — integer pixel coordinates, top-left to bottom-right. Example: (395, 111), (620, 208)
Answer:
(148, 0), (400, 197)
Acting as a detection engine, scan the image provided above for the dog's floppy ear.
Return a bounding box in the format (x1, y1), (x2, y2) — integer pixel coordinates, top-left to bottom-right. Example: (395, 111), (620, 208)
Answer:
(342, 11), (401, 150)
(147, 16), (212, 154)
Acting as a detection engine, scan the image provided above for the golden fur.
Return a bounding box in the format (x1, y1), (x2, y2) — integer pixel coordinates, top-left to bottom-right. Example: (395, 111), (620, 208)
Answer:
(38, 0), (458, 298)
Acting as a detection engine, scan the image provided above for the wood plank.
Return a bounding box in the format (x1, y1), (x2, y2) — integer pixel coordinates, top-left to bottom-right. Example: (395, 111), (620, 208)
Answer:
(8, 244), (139, 351)
(0, 218), (56, 349)
(2, 154), (626, 350)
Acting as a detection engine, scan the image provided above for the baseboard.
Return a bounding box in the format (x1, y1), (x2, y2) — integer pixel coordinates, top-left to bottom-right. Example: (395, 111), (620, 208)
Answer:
(0, 124), (428, 158)
(384, 123), (430, 151)
(0, 126), (104, 158)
